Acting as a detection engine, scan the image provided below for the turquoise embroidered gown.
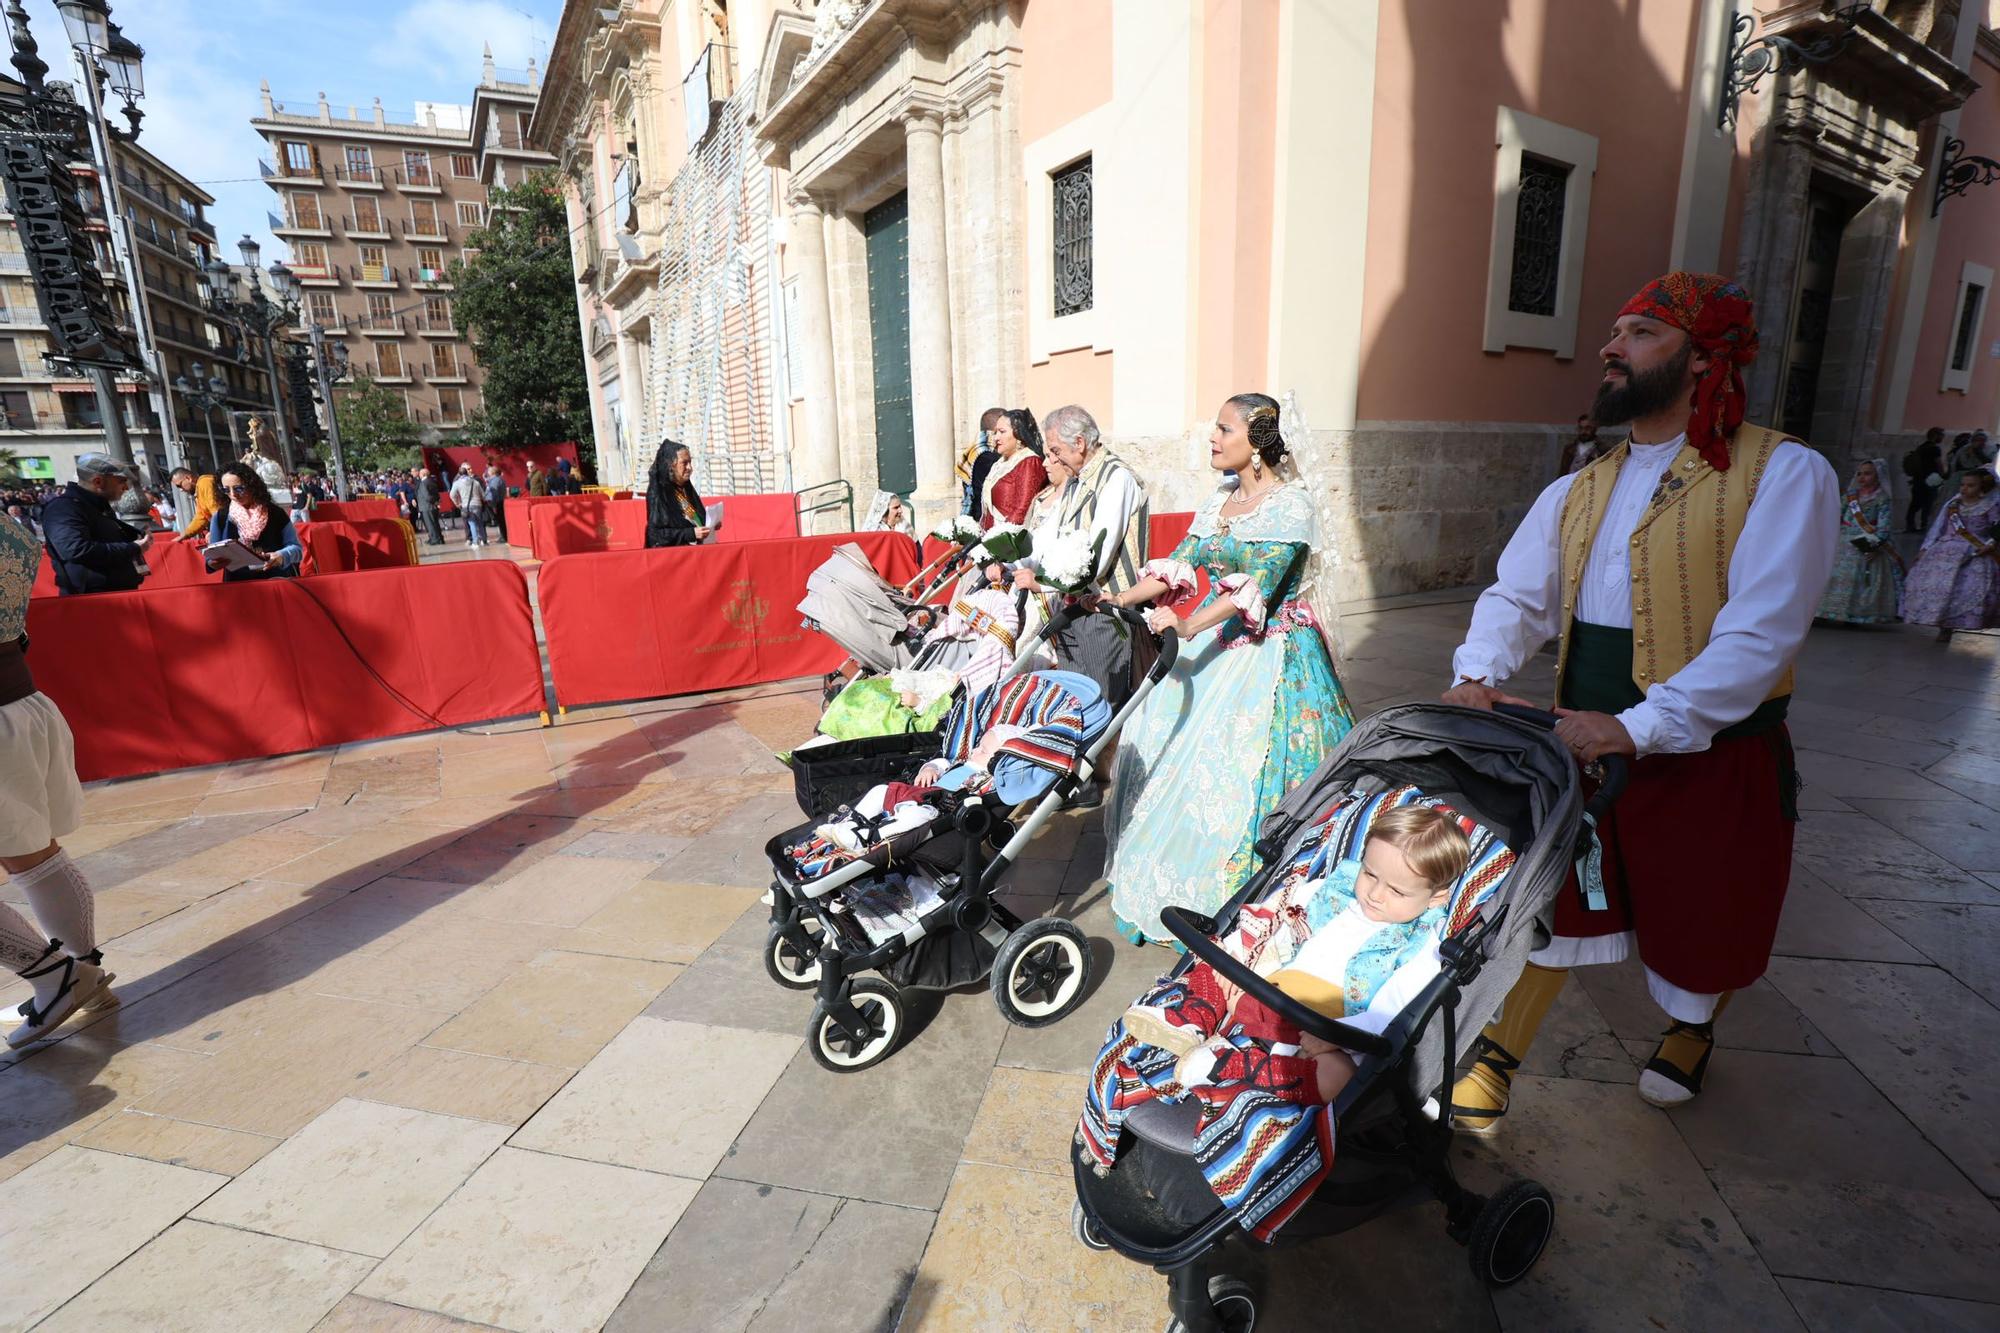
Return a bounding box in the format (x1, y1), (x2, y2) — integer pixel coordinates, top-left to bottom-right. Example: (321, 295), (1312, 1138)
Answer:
(1105, 483), (1355, 944)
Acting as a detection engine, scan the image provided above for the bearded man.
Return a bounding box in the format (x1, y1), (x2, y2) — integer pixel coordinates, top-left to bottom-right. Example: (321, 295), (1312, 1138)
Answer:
(1442, 272), (1837, 1124)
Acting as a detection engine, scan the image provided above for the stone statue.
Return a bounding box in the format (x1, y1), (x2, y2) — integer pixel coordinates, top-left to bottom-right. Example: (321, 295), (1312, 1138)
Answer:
(243, 417), (291, 503)
(809, 0), (865, 58)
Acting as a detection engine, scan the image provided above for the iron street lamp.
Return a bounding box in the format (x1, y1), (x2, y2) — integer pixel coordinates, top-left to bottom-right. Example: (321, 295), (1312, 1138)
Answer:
(198, 234), (302, 472)
(53, 0), (108, 53)
(173, 362), (233, 474)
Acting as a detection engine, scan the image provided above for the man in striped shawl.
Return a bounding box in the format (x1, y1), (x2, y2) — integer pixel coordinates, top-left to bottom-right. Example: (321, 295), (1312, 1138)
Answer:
(1022, 405), (1147, 806)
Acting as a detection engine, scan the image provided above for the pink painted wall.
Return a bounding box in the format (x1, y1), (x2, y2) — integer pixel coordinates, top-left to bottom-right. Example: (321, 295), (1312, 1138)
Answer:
(1019, 0), (1112, 144)
(1027, 347), (1114, 433)
(1358, 0), (1707, 423)
(1902, 46), (2000, 433)
(1192, 0), (1277, 410)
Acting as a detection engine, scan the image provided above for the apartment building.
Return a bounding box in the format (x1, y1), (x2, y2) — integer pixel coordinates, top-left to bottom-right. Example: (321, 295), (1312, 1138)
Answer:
(252, 60), (553, 438)
(0, 135), (280, 482)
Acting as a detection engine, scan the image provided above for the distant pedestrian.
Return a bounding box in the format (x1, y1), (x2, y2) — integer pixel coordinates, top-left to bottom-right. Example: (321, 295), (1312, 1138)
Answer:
(1902, 469), (2000, 643)
(1949, 429), (1994, 481)
(1565, 413), (1609, 474)
(416, 466), (445, 545)
(552, 457), (578, 495)
(41, 454), (150, 595)
(450, 463), (487, 548)
(526, 462), (550, 497)
(483, 466), (508, 542)
(1903, 427), (1945, 533)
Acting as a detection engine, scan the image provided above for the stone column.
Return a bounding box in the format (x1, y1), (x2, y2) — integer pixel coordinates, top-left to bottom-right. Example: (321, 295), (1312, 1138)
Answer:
(903, 110), (957, 521)
(788, 191), (842, 496)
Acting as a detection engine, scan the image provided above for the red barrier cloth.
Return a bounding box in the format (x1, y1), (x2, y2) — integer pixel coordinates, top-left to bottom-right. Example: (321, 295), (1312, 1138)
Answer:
(531, 499), (648, 555)
(301, 519), (419, 572)
(712, 492), (800, 544)
(1149, 511), (1194, 558)
(538, 532), (920, 708)
(422, 443), (579, 494)
(26, 561), (545, 782)
(504, 494), (607, 551)
(313, 499), (400, 525)
(34, 532), (220, 598)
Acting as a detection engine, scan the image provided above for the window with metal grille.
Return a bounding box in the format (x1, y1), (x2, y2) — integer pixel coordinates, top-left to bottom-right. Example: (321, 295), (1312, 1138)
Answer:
(1507, 154), (1570, 317)
(1053, 157), (1092, 318)
(431, 343), (457, 376)
(1951, 283), (1985, 372)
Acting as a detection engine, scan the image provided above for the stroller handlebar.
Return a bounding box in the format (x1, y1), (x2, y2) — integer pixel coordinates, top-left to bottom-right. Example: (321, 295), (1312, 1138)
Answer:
(1157, 905), (1394, 1059)
(1489, 701), (1629, 823)
(1016, 595), (1179, 684)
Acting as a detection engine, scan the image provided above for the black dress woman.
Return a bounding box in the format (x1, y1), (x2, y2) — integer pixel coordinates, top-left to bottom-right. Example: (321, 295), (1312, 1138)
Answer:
(645, 441), (711, 548)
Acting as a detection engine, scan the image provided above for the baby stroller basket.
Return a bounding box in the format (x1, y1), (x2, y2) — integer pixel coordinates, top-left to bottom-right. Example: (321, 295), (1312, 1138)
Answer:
(1071, 704), (1626, 1331)
(789, 730), (943, 819)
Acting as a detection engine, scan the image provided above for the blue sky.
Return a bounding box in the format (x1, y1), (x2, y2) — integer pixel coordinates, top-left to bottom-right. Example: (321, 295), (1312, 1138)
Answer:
(19, 0), (566, 262)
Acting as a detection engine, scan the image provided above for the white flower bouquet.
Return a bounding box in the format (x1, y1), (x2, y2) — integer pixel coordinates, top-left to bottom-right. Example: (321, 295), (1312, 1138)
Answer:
(1036, 529), (1104, 595)
(981, 521), (1032, 564)
(931, 514), (985, 545)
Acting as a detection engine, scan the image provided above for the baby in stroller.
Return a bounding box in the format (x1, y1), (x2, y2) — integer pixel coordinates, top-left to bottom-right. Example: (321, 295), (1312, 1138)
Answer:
(1117, 804), (1473, 1106)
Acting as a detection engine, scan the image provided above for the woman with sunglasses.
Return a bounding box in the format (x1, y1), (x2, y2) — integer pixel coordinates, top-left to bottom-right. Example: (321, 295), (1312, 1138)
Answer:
(205, 463), (303, 582)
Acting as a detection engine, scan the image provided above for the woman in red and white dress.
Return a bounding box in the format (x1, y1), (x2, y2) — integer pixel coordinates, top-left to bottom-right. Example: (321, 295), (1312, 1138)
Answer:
(978, 409), (1048, 528)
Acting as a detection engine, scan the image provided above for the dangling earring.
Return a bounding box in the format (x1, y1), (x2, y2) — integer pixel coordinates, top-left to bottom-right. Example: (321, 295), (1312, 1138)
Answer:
(1251, 453), (1265, 481)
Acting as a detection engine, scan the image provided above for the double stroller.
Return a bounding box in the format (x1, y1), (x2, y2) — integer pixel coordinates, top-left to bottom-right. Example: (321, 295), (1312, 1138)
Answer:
(1072, 702), (1625, 1331)
(762, 603), (1175, 1072)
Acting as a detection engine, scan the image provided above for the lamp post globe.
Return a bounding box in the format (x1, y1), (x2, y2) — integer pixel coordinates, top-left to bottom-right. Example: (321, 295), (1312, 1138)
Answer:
(54, 0), (110, 52)
(268, 261), (296, 303)
(237, 234), (260, 270)
(102, 21), (142, 96)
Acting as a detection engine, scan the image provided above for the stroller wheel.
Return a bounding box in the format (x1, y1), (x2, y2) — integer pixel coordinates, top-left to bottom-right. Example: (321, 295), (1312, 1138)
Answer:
(807, 979), (904, 1073)
(1163, 1275), (1257, 1333)
(1070, 1199), (1111, 1252)
(992, 918), (1092, 1028)
(764, 917), (824, 990)
(1467, 1180), (1555, 1288)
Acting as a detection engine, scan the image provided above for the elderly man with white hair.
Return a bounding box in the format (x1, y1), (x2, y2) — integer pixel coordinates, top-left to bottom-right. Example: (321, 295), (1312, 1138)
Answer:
(1010, 404), (1148, 803)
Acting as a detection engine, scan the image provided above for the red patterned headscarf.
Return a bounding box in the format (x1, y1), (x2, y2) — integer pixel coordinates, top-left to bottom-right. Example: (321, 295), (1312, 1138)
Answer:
(1616, 271), (1759, 472)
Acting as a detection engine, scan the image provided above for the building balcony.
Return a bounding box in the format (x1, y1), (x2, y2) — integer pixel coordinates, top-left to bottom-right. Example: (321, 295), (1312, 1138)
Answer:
(0, 254), (31, 274)
(296, 315), (347, 335)
(260, 159), (327, 187)
(401, 218), (450, 240)
(423, 367), (467, 383)
(0, 307), (44, 328)
(413, 317), (456, 338)
(343, 216), (393, 240)
(355, 316), (406, 336)
(399, 167), (443, 193)
(332, 166), (388, 190)
(351, 264), (400, 289)
(373, 367), (412, 384)
(291, 263), (341, 286)
(411, 267), (452, 289)
(273, 209), (332, 238)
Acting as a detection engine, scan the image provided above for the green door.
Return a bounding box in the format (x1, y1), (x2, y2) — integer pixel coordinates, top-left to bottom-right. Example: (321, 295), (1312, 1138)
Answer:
(864, 193), (916, 496)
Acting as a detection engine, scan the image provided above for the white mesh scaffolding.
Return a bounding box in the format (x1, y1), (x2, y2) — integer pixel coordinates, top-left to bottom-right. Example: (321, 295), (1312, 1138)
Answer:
(642, 90), (781, 497)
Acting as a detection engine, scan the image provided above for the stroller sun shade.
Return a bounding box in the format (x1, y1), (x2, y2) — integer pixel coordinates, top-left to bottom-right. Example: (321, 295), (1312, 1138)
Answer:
(798, 543), (925, 674)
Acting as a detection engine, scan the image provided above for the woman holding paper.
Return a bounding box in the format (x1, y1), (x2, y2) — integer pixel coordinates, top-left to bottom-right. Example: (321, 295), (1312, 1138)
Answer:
(205, 465), (303, 582)
(645, 440), (712, 547)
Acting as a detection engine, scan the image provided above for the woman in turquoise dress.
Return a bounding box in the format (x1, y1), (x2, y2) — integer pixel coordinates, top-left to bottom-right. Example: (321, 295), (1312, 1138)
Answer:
(1104, 393), (1355, 945)
(1815, 458), (1902, 625)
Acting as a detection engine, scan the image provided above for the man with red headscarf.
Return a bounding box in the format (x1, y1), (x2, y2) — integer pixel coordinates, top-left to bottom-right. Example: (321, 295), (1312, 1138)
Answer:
(1441, 272), (1837, 1124)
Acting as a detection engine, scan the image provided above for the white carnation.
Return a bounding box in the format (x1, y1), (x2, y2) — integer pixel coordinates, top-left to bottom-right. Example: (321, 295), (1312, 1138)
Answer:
(1038, 529), (1099, 592)
(966, 543), (991, 564)
(952, 515), (983, 541)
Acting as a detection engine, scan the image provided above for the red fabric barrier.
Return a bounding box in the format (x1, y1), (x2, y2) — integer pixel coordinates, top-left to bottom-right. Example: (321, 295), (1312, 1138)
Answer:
(33, 531), (221, 598)
(422, 442), (579, 494)
(538, 532), (920, 707)
(531, 499), (647, 555)
(504, 494), (606, 551)
(712, 492), (799, 544)
(1150, 511), (1194, 558)
(27, 561), (545, 782)
(301, 518), (419, 572)
(313, 499), (400, 525)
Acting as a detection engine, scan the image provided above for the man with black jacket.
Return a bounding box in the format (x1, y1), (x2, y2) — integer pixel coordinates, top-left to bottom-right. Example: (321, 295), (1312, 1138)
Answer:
(41, 454), (149, 596)
(415, 466), (445, 546)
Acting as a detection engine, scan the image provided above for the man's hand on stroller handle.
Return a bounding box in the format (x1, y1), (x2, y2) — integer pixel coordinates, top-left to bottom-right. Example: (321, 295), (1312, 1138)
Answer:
(1551, 708), (1636, 763)
(1442, 679), (1536, 712)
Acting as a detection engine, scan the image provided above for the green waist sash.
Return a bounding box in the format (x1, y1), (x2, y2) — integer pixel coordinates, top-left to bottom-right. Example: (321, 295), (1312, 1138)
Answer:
(1561, 620), (1788, 740)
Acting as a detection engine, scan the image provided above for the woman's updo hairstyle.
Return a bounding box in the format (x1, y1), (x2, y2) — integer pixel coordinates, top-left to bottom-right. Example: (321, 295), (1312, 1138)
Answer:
(1006, 407), (1044, 456)
(1226, 392), (1288, 470)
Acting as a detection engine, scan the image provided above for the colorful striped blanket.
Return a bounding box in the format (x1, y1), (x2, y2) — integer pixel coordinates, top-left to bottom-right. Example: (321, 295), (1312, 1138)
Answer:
(940, 671), (1094, 800)
(1079, 785), (1517, 1241)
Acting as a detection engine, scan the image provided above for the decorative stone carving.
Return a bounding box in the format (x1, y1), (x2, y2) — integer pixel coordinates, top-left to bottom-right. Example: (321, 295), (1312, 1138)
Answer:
(809, 0), (867, 60)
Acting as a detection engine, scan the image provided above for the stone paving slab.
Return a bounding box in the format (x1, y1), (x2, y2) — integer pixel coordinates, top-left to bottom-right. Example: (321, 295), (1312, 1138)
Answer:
(0, 609), (1994, 1331)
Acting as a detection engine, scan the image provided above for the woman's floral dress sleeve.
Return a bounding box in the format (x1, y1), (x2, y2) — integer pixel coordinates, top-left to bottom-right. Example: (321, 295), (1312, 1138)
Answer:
(1216, 541), (1305, 632)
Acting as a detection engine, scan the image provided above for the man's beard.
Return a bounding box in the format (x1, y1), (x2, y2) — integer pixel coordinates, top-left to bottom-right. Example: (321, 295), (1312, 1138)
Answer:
(1593, 343), (1692, 427)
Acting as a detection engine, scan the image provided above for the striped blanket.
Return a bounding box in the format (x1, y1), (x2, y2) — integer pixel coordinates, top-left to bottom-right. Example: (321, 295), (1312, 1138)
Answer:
(940, 671), (1092, 794)
(1079, 785), (1517, 1241)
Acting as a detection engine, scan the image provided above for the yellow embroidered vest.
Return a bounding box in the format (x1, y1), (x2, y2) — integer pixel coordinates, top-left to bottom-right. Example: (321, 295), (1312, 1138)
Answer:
(1555, 425), (1793, 702)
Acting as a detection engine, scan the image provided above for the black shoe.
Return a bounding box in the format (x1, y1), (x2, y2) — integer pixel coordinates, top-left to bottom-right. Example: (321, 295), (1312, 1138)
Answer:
(1064, 781), (1104, 810)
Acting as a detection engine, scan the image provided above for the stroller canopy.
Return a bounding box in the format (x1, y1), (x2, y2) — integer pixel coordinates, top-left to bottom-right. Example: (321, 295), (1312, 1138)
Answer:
(799, 543), (922, 673)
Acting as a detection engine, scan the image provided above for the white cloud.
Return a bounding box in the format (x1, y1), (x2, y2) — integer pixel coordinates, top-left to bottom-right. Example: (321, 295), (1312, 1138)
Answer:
(371, 0), (550, 86)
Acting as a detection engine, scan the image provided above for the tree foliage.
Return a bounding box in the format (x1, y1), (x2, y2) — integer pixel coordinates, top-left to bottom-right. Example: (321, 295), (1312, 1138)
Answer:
(449, 172), (594, 471)
(332, 373), (421, 472)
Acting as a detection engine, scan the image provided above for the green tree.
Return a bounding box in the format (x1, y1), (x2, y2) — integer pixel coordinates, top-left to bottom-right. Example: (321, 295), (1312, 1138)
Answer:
(0, 445), (21, 483)
(332, 373), (422, 472)
(449, 172), (594, 471)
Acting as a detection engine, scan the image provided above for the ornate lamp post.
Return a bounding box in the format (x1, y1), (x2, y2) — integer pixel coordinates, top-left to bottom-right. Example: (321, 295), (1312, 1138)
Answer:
(172, 362), (232, 474)
(198, 235), (301, 471)
(261, 258), (354, 500)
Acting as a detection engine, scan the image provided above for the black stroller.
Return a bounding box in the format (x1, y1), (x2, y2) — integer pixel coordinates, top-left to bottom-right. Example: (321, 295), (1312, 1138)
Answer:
(763, 603), (1178, 1072)
(1071, 703), (1625, 1331)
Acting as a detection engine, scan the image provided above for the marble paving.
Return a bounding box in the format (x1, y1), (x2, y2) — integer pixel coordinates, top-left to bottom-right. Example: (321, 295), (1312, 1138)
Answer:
(0, 599), (1995, 1331)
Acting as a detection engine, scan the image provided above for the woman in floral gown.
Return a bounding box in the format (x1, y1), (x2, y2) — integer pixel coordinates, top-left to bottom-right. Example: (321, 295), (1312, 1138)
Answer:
(1104, 393), (1355, 945)
(1902, 469), (2000, 643)
(1815, 458), (1902, 625)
